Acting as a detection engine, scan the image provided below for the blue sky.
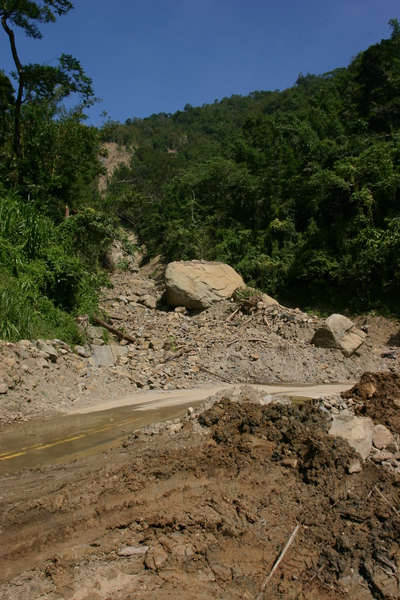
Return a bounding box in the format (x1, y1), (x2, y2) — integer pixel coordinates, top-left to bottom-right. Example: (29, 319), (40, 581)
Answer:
(0, 0), (399, 126)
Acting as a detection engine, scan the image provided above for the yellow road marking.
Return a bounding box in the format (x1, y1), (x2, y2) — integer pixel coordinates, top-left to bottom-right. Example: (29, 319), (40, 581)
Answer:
(0, 446), (29, 457)
(0, 451), (28, 460)
(0, 412), (161, 462)
(36, 434), (86, 450)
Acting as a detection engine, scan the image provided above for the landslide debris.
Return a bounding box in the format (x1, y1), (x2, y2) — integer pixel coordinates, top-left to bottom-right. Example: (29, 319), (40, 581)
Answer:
(1, 383), (400, 599)
(344, 371), (400, 435)
(0, 250), (399, 426)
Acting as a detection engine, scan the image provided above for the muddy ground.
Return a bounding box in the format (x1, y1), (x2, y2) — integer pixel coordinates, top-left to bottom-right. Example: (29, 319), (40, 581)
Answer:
(0, 378), (400, 599)
(1, 252), (400, 599)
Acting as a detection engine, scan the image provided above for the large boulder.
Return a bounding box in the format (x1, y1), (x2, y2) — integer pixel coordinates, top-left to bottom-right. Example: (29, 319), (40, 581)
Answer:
(311, 314), (366, 357)
(165, 260), (245, 309)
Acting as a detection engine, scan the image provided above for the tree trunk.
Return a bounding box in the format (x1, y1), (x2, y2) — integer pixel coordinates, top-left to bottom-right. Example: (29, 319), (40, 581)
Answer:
(1, 7), (24, 162)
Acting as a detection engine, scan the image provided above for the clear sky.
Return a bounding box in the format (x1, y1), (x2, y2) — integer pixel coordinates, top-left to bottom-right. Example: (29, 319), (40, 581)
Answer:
(0, 0), (399, 126)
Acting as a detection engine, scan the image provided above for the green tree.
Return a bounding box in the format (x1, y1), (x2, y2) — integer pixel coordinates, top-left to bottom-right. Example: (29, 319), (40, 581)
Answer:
(1, 1), (96, 177)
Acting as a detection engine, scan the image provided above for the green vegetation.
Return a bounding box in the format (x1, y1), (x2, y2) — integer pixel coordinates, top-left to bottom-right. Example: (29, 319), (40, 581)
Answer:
(1, 6), (399, 343)
(0, 1), (113, 342)
(103, 19), (400, 312)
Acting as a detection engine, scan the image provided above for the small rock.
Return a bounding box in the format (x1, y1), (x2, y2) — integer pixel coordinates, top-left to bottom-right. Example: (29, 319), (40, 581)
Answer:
(261, 293), (279, 307)
(281, 458), (298, 469)
(38, 358), (50, 369)
(370, 450), (394, 463)
(37, 340), (58, 362)
(0, 383), (8, 394)
(359, 382), (377, 398)
(118, 545), (149, 557)
(348, 460), (362, 474)
(372, 424), (395, 450)
(141, 295), (157, 309)
(329, 415), (373, 460)
(75, 346), (90, 358)
(144, 545), (168, 570)
(18, 339), (33, 347)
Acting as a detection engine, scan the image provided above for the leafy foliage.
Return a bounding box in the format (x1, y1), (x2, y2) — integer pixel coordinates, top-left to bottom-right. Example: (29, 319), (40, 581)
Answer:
(104, 19), (400, 312)
(0, 1), (114, 342)
(0, 192), (113, 342)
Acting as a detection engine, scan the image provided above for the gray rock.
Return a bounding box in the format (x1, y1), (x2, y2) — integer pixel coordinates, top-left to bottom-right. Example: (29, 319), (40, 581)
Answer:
(75, 346), (90, 358)
(261, 293), (279, 307)
(110, 345), (128, 362)
(370, 449), (394, 463)
(140, 295), (157, 309)
(261, 394), (291, 406)
(348, 460), (363, 473)
(36, 339), (58, 362)
(329, 415), (373, 460)
(312, 314), (366, 357)
(165, 260), (244, 309)
(90, 345), (114, 367)
(87, 325), (104, 339)
(18, 339), (33, 347)
(118, 545), (149, 556)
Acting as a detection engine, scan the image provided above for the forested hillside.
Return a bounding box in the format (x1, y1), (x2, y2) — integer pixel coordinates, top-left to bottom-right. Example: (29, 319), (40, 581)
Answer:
(103, 19), (400, 311)
(1, 5), (399, 343)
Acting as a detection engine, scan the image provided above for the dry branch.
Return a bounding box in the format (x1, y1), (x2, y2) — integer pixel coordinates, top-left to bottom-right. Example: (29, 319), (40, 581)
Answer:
(164, 346), (194, 362)
(256, 523), (300, 599)
(373, 485), (400, 518)
(93, 316), (136, 343)
(226, 307), (240, 322)
(199, 366), (233, 384)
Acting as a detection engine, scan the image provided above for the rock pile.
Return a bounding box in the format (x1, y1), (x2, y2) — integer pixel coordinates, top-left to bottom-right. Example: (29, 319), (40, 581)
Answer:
(0, 258), (399, 424)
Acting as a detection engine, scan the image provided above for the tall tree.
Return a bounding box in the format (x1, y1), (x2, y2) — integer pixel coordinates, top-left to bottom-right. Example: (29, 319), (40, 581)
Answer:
(1, 1), (95, 176)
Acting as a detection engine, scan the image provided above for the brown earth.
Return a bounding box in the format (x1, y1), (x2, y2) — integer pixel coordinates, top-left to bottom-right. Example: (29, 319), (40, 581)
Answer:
(0, 384), (400, 599)
(1, 247), (400, 598)
(344, 372), (400, 435)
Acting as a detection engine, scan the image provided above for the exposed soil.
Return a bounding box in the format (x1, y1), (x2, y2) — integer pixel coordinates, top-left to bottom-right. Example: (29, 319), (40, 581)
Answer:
(98, 142), (132, 192)
(1, 384), (400, 599)
(1, 244), (400, 598)
(344, 372), (400, 435)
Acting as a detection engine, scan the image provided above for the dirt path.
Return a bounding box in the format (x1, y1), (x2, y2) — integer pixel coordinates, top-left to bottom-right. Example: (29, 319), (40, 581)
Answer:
(66, 382), (356, 415)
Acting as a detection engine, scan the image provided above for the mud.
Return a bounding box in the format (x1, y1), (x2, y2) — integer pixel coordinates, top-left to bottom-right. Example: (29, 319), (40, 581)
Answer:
(343, 372), (400, 435)
(1, 381), (400, 599)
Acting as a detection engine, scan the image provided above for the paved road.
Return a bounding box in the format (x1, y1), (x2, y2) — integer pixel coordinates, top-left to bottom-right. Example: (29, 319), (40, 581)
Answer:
(0, 383), (353, 474)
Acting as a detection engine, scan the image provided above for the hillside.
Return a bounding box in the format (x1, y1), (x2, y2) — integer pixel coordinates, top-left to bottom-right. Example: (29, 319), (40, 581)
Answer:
(101, 21), (400, 313)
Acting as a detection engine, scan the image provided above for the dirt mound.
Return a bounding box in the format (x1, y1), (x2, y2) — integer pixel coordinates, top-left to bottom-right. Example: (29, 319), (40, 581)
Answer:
(1, 394), (400, 599)
(343, 372), (400, 434)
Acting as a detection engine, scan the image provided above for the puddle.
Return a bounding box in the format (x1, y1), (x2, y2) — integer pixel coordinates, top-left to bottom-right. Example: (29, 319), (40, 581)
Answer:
(289, 395), (314, 406)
